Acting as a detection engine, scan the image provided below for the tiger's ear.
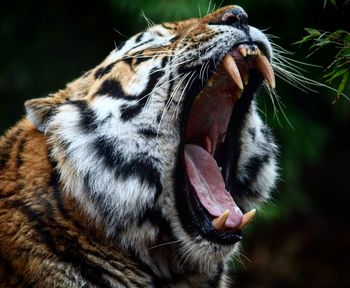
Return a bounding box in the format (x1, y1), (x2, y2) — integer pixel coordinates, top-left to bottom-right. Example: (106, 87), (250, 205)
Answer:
(25, 95), (66, 132)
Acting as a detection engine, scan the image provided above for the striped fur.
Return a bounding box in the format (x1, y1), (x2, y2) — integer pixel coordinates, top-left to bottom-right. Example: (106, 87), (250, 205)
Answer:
(0, 6), (278, 287)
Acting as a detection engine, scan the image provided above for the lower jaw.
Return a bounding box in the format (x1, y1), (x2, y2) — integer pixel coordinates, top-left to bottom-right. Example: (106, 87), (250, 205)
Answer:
(187, 183), (242, 245)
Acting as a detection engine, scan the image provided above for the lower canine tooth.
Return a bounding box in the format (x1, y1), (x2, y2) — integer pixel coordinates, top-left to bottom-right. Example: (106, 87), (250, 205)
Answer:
(212, 209), (230, 231)
(237, 209), (256, 230)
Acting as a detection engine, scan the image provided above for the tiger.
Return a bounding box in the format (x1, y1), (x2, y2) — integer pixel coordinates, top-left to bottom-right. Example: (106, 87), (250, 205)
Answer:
(0, 5), (278, 288)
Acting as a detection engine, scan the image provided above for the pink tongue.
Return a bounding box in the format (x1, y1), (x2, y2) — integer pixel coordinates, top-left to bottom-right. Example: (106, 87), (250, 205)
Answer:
(184, 144), (243, 229)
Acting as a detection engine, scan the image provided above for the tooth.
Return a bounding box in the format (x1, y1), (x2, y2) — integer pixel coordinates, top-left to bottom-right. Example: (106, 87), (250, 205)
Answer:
(253, 55), (276, 89)
(208, 78), (214, 87)
(212, 209), (230, 231)
(239, 47), (247, 57)
(237, 209), (256, 230)
(252, 48), (261, 56)
(222, 54), (244, 90)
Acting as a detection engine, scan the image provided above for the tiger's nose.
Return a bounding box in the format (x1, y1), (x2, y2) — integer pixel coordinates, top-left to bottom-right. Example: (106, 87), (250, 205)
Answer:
(221, 6), (248, 26)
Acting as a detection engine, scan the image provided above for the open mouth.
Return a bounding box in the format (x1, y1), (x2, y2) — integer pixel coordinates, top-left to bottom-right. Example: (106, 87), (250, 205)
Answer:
(181, 43), (275, 244)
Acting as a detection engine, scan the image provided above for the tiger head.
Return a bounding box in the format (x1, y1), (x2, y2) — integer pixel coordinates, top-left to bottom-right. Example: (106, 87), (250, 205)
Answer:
(25, 5), (278, 276)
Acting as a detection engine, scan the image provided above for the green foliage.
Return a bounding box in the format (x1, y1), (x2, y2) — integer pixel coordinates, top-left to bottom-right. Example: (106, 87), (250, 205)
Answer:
(324, 0), (350, 8)
(296, 28), (350, 101)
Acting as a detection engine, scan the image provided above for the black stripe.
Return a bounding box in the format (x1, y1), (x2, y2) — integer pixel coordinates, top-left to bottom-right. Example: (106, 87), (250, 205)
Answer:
(0, 128), (22, 169)
(94, 61), (117, 79)
(15, 136), (27, 181)
(119, 105), (143, 121)
(94, 136), (162, 197)
(133, 56), (152, 65)
(160, 56), (169, 68)
(117, 41), (126, 50)
(50, 169), (88, 232)
(95, 78), (135, 101)
(233, 154), (270, 198)
(0, 252), (34, 287)
(93, 136), (117, 169)
(205, 262), (224, 288)
(138, 128), (160, 138)
(161, 23), (175, 30)
(135, 33), (144, 43)
(156, 113), (162, 124)
(248, 128), (256, 141)
(127, 39), (153, 52)
(68, 100), (98, 133)
(83, 173), (114, 224)
(94, 57), (168, 121)
(138, 208), (171, 235)
(52, 182), (70, 220)
(121, 157), (163, 199)
(120, 69), (165, 121)
(16, 138), (26, 168)
(244, 154), (270, 180)
(122, 57), (134, 71)
(0, 147), (11, 169)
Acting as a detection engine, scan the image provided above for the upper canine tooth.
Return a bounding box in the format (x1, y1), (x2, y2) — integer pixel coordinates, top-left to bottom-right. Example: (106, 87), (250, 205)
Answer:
(212, 209), (230, 231)
(222, 54), (244, 90)
(253, 55), (276, 89)
(237, 209), (256, 230)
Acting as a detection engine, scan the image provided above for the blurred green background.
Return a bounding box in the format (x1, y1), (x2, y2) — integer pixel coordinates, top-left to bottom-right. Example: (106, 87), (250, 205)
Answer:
(1, 0), (349, 287)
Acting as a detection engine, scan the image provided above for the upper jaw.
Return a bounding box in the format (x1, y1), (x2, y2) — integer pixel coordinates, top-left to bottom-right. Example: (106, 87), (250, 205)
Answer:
(220, 42), (275, 92)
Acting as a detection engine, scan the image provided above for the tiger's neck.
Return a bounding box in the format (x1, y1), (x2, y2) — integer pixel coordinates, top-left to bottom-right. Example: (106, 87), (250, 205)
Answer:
(55, 178), (227, 287)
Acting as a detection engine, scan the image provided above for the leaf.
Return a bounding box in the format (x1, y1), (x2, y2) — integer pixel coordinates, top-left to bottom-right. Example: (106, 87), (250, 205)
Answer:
(316, 38), (332, 47)
(329, 29), (349, 38)
(337, 71), (349, 100)
(305, 28), (321, 37)
(294, 28), (322, 45)
(325, 68), (348, 82)
(339, 48), (350, 57)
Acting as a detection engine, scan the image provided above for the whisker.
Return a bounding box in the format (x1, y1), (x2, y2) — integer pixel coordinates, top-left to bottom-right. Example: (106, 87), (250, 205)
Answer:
(147, 239), (182, 251)
(173, 71), (197, 118)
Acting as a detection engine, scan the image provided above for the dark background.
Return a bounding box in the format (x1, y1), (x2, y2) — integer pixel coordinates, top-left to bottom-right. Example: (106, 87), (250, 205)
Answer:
(1, 0), (349, 287)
